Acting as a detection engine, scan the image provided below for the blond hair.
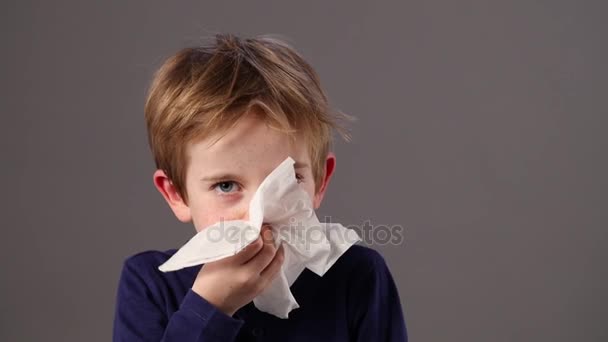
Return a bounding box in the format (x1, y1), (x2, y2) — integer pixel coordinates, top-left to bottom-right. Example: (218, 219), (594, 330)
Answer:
(144, 33), (353, 203)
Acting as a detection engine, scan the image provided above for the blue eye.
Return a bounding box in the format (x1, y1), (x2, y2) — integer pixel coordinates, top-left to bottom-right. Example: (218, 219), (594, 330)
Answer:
(213, 181), (240, 194)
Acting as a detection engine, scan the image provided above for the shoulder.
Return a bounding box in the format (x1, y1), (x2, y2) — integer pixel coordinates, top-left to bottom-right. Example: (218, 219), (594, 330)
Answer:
(327, 243), (393, 286)
(339, 247), (407, 339)
(122, 248), (178, 270)
(116, 249), (186, 306)
(123, 248), (178, 267)
(119, 248), (179, 282)
(333, 245), (402, 317)
(336, 243), (390, 274)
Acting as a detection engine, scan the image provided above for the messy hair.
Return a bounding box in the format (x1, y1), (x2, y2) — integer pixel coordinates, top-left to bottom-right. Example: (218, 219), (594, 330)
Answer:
(144, 33), (353, 203)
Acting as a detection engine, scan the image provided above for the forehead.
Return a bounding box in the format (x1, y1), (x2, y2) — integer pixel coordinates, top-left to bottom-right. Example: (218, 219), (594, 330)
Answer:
(187, 111), (311, 176)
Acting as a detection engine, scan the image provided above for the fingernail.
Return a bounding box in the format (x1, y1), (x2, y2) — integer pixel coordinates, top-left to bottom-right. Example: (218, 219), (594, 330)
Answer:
(264, 230), (272, 239)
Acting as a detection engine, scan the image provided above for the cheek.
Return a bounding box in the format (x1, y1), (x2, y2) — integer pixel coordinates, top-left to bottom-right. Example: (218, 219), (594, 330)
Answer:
(190, 196), (250, 232)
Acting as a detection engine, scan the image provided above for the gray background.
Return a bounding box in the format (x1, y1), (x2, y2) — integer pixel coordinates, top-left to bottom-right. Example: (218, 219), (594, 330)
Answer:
(1, 1), (606, 341)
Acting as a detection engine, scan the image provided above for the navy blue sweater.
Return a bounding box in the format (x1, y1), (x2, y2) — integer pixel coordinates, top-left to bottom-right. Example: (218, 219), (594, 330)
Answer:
(112, 244), (407, 341)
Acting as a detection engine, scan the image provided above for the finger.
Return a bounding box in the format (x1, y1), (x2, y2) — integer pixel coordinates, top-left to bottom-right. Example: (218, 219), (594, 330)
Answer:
(231, 237), (263, 265)
(259, 244), (285, 280)
(231, 225), (271, 265)
(260, 224), (274, 244)
(244, 228), (278, 272)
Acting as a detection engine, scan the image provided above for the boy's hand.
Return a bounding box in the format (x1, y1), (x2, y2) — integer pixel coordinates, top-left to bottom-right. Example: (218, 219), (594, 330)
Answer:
(191, 224), (285, 316)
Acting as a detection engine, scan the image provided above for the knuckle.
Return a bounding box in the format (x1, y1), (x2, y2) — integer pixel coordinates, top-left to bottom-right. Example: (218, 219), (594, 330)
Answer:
(243, 278), (254, 288)
(237, 272), (250, 285)
(249, 277), (262, 290)
(254, 281), (265, 293)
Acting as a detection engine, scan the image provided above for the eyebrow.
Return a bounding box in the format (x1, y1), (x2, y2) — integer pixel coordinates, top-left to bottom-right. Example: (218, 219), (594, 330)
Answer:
(200, 161), (309, 183)
(200, 173), (244, 183)
(294, 161), (309, 169)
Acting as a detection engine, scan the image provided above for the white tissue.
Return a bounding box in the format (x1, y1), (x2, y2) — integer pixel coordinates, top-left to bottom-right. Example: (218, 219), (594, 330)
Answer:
(158, 156), (361, 318)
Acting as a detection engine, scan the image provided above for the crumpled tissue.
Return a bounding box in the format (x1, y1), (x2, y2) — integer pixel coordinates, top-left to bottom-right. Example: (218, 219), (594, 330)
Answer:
(158, 156), (361, 318)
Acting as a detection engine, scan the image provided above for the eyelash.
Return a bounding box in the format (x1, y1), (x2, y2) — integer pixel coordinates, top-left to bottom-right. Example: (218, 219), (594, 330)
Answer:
(211, 174), (304, 194)
(211, 181), (241, 196)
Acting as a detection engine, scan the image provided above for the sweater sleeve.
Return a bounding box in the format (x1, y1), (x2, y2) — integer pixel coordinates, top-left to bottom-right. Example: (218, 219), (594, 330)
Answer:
(348, 249), (408, 342)
(112, 255), (244, 342)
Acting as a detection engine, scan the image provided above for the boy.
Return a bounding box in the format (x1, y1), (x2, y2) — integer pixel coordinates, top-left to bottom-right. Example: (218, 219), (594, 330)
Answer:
(113, 33), (407, 341)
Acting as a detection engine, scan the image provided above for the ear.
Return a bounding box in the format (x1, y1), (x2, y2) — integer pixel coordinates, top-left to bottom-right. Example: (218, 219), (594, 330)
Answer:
(152, 169), (192, 223)
(313, 152), (336, 209)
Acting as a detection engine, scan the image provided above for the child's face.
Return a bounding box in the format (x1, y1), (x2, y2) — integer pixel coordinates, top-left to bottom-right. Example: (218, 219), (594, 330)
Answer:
(154, 110), (335, 232)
